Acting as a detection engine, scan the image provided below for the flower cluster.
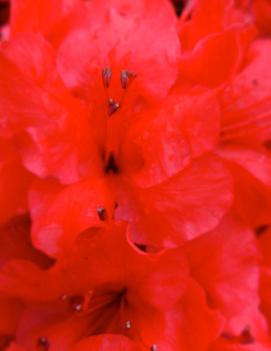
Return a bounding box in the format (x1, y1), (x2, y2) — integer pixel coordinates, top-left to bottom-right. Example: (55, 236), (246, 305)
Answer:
(0, 0), (271, 350)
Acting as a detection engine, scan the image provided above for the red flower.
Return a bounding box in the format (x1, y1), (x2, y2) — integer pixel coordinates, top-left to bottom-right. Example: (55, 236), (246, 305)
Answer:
(178, 0), (271, 229)
(0, 0), (233, 255)
(0, 224), (223, 350)
(0, 0), (271, 350)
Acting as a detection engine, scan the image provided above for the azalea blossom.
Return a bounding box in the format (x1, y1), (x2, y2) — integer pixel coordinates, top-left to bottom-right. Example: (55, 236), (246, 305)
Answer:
(0, 223), (222, 350)
(0, 0), (233, 255)
(0, 0), (271, 350)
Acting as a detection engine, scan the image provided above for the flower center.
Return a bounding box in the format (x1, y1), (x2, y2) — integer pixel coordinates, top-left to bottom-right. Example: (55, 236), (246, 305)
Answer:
(56, 288), (158, 349)
(104, 152), (120, 174)
(101, 67), (137, 175)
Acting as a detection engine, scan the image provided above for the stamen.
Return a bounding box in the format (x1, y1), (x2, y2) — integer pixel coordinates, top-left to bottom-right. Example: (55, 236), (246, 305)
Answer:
(125, 320), (132, 329)
(102, 67), (112, 88)
(69, 295), (84, 313)
(120, 70), (136, 89)
(97, 207), (107, 221)
(150, 344), (158, 351)
(37, 336), (49, 351)
(108, 98), (120, 116)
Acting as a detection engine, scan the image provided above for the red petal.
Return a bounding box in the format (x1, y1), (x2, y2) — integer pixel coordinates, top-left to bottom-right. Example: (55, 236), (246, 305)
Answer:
(129, 279), (222, 351)
(72, 335), (138, 351)
(257, 227), (271, 267)
(5, 343), (28, 351)
(225, 160), (271, 228)
(29, 177), (114, 257)
(179, 0), (250, 50)
(117, 154), (233, 246)
(173, 279), (223, 351)
(179, 28), (253, 87)
(0, 34), (101, 183)
(217, 145), (271, 187)
(0, 140), (32, 225)
(0, 214), (53, 269)
(185, 215), (260, 333)
(0, 297), (23, 335)
(220, 39), (271, 144)
(52, 224), (189, 310)
(0, 260), (56, 301)
(10, 0), (76, 38)
(121, 87), (220, 187)
(15, 304), (89, 351)
(0, 34), (59, 135)
(253, 0), (271, 35)
(57, 0), (180, 99)
(260, 269), (271, 337)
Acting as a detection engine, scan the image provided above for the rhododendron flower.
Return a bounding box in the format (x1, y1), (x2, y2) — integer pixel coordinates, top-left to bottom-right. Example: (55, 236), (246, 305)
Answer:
(0, 224), (222, 350)
(178, 0), (271, 228)
(1, 0), (271, 350)
(0, 1), (233, 254)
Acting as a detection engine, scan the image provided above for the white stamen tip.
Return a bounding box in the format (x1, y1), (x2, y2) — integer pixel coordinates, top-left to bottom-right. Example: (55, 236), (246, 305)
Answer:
(125, 320), (132, 329)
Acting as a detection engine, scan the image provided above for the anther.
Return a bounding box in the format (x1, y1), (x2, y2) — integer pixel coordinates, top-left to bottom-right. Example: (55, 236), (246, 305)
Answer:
(97, 207), (107, 221)
(102, 67), (112, 88)
(150, 345), (158, 351)
(74, 304), (82, 312)
(69, 295), (84, 313)
(37, 336), (49, 351)
(125, 320), (132, 329)
(108, 98), (120, 116)
(120, 70), (136, 89)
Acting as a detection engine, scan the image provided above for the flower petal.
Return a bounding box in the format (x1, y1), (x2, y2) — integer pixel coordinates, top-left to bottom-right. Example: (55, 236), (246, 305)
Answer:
(220, 39), (271, 144)
(128, 279), (223, 351)
(29, 177), (114, 257)
(0, 34), (101, 183)
(10, 0), (76, 38)
(0, 140), (32, 225)
(117, 154), (233, 246)
(57, 0), (180, 98)
(217, 145), (271, 187)
(121, 87), (220, 187)
(52, 224), (189, 310)
(72, 335), (139, 351)
(0, 214), (53, 269)
(185, 215), (260, 333)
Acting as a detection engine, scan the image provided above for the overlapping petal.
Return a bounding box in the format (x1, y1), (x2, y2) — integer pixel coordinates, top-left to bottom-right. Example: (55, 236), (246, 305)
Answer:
(57, 0), (180, 99)
(185, 215), (260, 333)
(120, 86), (220, 187)
(117, 154), (233, 246)
(0, 140), (32, 225)
(0, 0), (270, 350)
(220, 39), (271, 145)
(29, 177), (114, 257)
